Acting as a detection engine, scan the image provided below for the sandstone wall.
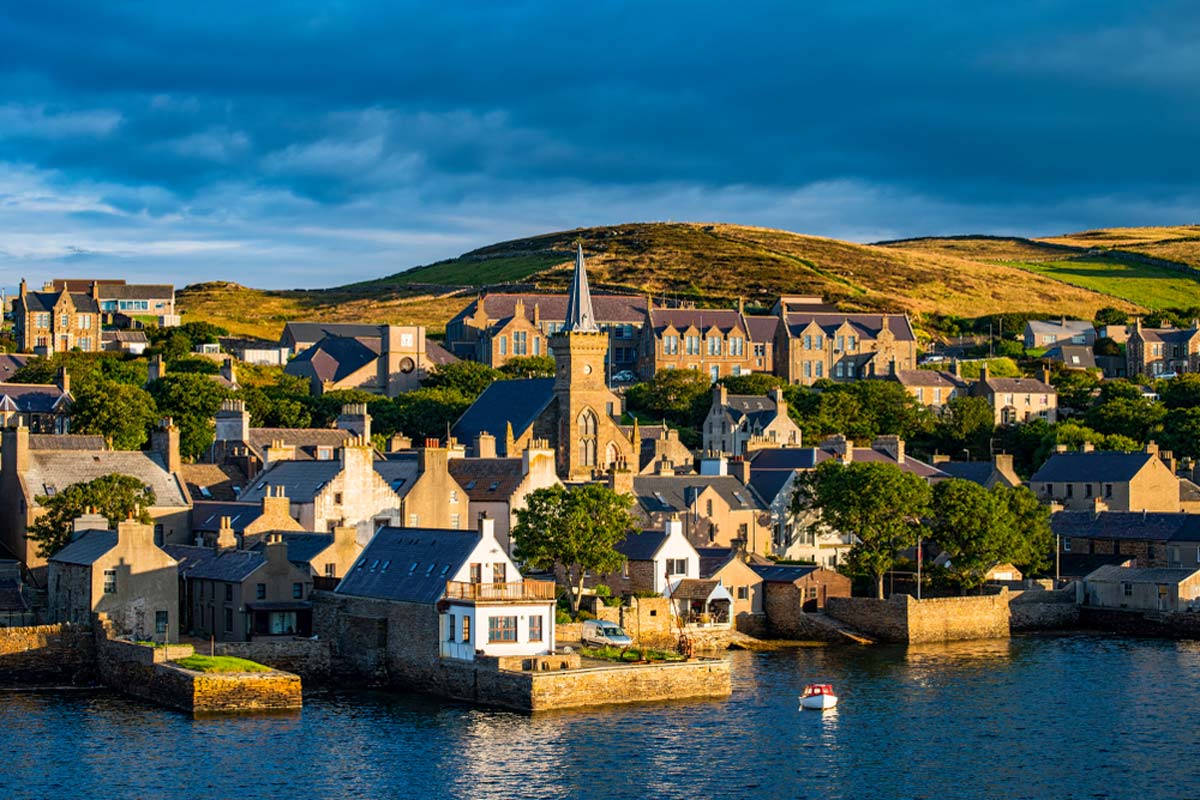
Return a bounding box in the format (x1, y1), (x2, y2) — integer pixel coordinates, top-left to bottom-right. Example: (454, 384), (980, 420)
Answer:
(1009, 586), (1080, 632)
(523, 659), (731, 711)
(825, 592), (1011, 643)
(824, 597), (909, 643)
(214, 639), (331, 681)
(0, 623), (96, 685)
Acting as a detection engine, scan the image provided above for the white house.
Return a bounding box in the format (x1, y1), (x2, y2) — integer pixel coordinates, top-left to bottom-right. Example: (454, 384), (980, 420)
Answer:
(611, 517), (700, 596)
(335, 515), (556, 662)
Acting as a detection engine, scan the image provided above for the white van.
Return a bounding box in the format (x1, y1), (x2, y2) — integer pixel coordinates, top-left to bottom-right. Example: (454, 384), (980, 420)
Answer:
(581, 619), (633, 647)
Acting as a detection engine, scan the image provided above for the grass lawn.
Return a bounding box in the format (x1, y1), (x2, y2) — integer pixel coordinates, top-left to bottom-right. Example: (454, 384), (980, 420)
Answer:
(1001, 257), (1200, 309)
(173, 654), (272, 673)
(580, 646), (685, 663)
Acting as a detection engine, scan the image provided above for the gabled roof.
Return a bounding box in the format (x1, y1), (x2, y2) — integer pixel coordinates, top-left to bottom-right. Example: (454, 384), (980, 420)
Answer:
(978, 376), (1055, 394)
(1031, 451), (1155, 483)
(192, 501), (263, 533)
(1026, 319), (1094, 336)
(285, 335), (380, 383)
(936, 461), (997, 485)
(102, 330), (149, 344)
(180, 548), (266, 582)
(744, 315), (779, 343)
(650, 308), (745, 336)
(750, 563), (821, 583)
(282, 322), (383, 345)
(782, 311), (916, 342)
(20, 290), (100, 314)
(246, 427), (353, 462)
(1043, 345), (1097, 370)
(161, 544), (219, 576)
(336, 527), (483, 604)
(615, 530), (670, 561)
(373, 458), (419, 497)
(180, 462), (247, 501)
(245, 532), (335, 567)
(668, 578), (729, 601)
(451, 293), (650, 328)
(50, 530), (118, 565)
(633, 475), (765, 514)
(25, 450), (188, 507)
(0, 354), (31, 380)
(0, 382), (69, 414)
(746, 445), (946, 502)
(448, 458), (526, 500)
(1136, 327), (1198, 344)
(1051, 511), (1200, 543)
(890, 370), (964, 388)
(1084, 565), (1200, 584)
(425, 339), (458, 366)
(239, 460), (344, 503)
(696, 547), (738, 578)
(101, 284), (174, 300)
(452, 378), (554, 446)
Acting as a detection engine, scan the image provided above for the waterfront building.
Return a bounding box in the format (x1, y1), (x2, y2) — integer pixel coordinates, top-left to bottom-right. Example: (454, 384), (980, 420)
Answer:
(750, 563), (852, 638)
(602, 517), (701, 597)
(1081, 564), (1200, 612)
(697, 547), (767, 633)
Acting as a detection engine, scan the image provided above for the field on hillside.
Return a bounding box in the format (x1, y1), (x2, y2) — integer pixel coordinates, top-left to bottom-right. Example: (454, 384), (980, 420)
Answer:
(1000, 257), (1200, 310)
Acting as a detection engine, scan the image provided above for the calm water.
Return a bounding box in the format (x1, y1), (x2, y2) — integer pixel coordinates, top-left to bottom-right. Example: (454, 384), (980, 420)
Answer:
(3, 636), (1200, 799)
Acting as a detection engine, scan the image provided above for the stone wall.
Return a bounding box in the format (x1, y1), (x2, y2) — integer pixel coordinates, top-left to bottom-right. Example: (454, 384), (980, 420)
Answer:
(825, 591), (1011, 643)
(214, 639), (331, 681)
(620, 597), (674, 648)
(1080, 607), (1200, 638)
(188, 670), (302, 714)
(0, 623), (96, 685)
(522, 659), (731, 711)
(1009, 586), (1080, 632)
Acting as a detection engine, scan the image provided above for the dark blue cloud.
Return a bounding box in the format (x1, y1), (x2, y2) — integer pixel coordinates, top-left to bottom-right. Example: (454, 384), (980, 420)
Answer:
(0, 1), (1198, 287)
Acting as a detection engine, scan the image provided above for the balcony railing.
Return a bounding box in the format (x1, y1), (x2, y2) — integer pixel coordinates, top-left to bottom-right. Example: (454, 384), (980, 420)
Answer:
(444, 579), (557, 602)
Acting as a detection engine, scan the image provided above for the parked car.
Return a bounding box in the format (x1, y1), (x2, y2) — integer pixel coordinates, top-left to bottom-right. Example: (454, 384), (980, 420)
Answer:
(611, 369), (638, 384)
(581, 619), (633, 647)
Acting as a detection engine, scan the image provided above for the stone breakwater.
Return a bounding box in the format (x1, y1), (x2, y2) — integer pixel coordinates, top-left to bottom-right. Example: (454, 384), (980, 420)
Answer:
(0, 623), (97, 685)
(825, 591), (1012, 643)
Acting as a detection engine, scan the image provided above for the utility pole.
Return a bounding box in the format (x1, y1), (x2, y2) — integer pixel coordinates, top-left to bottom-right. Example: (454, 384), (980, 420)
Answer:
(916, 534), (923, 600)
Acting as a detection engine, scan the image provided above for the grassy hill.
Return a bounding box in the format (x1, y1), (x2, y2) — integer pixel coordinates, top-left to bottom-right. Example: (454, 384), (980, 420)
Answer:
(178, 222), (1200, 341)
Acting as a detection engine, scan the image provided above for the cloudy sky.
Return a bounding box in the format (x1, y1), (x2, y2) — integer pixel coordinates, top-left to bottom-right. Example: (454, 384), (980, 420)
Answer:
(1, 1), (1196, 288)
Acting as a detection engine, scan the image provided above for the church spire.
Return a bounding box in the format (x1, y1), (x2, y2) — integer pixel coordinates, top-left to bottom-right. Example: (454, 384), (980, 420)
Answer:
(563, 242), (599, 333)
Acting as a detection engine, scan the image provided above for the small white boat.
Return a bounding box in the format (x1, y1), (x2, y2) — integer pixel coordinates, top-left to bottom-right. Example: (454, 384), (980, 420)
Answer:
(799, 683), (838, 710)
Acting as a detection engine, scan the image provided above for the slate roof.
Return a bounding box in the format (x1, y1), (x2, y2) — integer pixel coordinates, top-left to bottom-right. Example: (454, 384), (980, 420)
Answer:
(1051, 511), (1200, 542)
(239, 460), (344, 503)
(161, 544), (219, 576)
(50, 530), (118, 566)
(25, 450), (188, 507)
(615, 530), (670, 561)
(782, 311), (917, 342)
(102, 330), (149, 344)
(425, 340), (458, 366)
(668, 578), (724, 601)
(101, 284), (174, 300)
(979, 376), (1055, 395)
(936, 462), (997, 486)
(633, 475), (765, 514)
(0, 354), (31, 380)
(448, 458), (526, 500)
(1026, 319), (1094, 338)
(180, 462), (248, 501)
(747, 445), (946, 502)
(452, 378), (554, 445)
(336, 527), (482, 603)
(696, 547), (737, 578)
(192, 501), (263, 533)
(29, 434), (105, 451)
(452, 294), (650, 327)
(1044, 345), (1097, 370)
(285, 335), (380, 383)
(891, 369), (964, 388)
(373, 458), (419, 497)
(21, 291), (100, 314)
(750, 563), (820, 583)
(744, 315), (779, 343)
(1136, 327), (1199, 344)
(246, 427), (352, 462)
(183, 548), (267, 582)
(1084, 565), (1200, 584)
(649, 308), (746, 336)
(1058, 553), (1132, 579)
(282, 322), (383, 346)
(1182, 478), (1200, 505)
(0, 382), (69, 414)
(1031, 451), (1155, 483)
(245, 532), (334, 567)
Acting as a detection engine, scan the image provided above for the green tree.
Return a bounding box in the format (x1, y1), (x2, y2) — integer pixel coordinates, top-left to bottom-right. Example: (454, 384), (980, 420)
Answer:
(1160, 374), (1200, 410)
(421, 360), (504, 399)
(718, 373), (786, 395)
(499, 355), (556, 379)
(625, 369), (712, 429)
(393, 387), (473, 441)
(804, 460), (931, 598)
(930, 479), (1017, 592)
(28, 474), (156, 557)
(70, 379), (158, 450)
(513, 484), (637, 612)
(994, 484), (1053, 575)
(1162, 408), (1200, 460)
(932, 396), (995, 459)
(1094, 307), (1128, 327)
(1051, 369), (1101, 412)
(1093, 337), (1122, 357)
(147, 373), (231, 459)
(1084, 397), (1165, 443)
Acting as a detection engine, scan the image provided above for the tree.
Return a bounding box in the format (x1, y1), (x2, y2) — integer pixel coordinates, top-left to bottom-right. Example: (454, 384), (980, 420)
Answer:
(513, 484), (637, 613)
(625, 368), (712, 428)
(421, 360), (504, 399)
(28, 474), (156, 557)
(804, 460), (931, 598)
(994, 484), (1053, 575)
(931, 396), (995, 459)
(499, 355), (556, 379)
(1084, 396), (1165, 443)
(718, 373), (786, 395)
(1094, 307), (1128, 327)
(1160, 374), (1200, 410)
(147, 373), (231, 459)
(1162, 408), (1200, 460)
(70, 379), (158, 450)
(930, 479), (1017, 592)
(1093, 337), (1122, 357)
(392, 387), (473, 441)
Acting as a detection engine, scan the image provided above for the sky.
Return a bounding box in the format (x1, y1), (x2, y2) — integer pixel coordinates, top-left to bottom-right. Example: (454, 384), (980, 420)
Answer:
(1, 1), (1198, 289)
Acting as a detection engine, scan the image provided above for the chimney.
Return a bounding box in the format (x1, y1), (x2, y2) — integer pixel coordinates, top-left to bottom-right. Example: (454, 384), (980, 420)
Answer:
(872, 435), (905, 464)
(714, 383), (728, 408)
(474, 432), (497, 459)
(265, 439), (296, 465)
(655, 458), (674, 475)
(332, 524), (358, 551)
(1146, 441), (1160, 457)
(1081, 441), (1095, 453)
(665, 514), (683, 539)
(72, 509), (109, 533)
(1040, 365), (1051, 384)
(220, 358), (237, 386)
(477, 511), (495, 542)
(1160, 448), (1177, 474)
(523, 439), (555, 480)
(387, 433), (413, 452)
(215, 516), (237, 551)
(91, 281), (100, 301)
(1092, 496), (1108, 515)
(698, 451), (728, 476)
(264, 532), (288, 569)
(151, 418), (181, 474)
(768, 386), (785, 413)
(820, 434), (851, 462)
(994, 453), (1016, 479)
(1054, 443), (1068, 453)
(116, 518), (154, 548)
(979, 362), (989, 383)
(418, 438), (448, 476)
(147, 354), (166, 383)
(2, 425), (29, 475)
(335, 403), (372, 441)
(730, 455), (751, 485)
(215, 399), (251, 444)
(55, 367), (70, 394)
(261, 485), (291, 523)
(607, 461), (635, 496)
(18, 278), (26, 298)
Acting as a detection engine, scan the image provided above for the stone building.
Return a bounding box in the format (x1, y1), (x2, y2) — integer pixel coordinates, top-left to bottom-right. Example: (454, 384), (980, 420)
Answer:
(449, 438), (561, 555)
(1030, 443), (1180, 513)
(632, 464), (772, 556)
(1126, 319), (1200, 378)
(0, 367), (72, 433)
(772, 296), (919, 386)
(12, 279), (103, 355)
(48, 516), (180, 642)
(702, 384), (802, 456)
(1051, 510), (1200, 569)
(933, 453), (1022, 489)
(0, 423), (192, 569)
(47, 278), (176, 321)
(1081, 565), (1200, 612)
(637, 304), (778, 381)
(885, 367), (966, 410)
(190, 488), (306, 544)
(752, 564), (852, 637)
(697, 547), (766, 633)
(603, 518), (700, 596)
(285, 325), (452, 397)
(165, 533), (315, 641)
(374, 440), (471, 531)
(970, 364), (1057, 425)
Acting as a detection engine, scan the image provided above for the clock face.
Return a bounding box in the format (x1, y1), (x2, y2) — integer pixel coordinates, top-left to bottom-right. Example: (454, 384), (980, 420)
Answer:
(583, 364), (593, 375)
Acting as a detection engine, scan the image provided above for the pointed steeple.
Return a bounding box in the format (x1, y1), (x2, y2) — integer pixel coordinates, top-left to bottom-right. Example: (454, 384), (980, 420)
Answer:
(563, 243), (599, 333)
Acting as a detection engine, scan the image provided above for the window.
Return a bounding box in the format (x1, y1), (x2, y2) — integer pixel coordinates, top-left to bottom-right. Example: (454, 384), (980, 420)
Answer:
(333, 492), (343, 505)
(60, 313), (70, 329)
(493, 563), (507, 584)
(325, 563), (336, 578)
(803, 361), (812, 378)
(449, 490), (458, 503)
(155, 611), (168, 635)
(807, 587), (818, 600)
(836, 335), (845, 351)
(35, 313), (50, 328)
(663, 335), (679, 355)
(78, 314), (92, 329)
(317, 446), (333, 460)
(666, 558), (688, 576)
(462, 616), (471, 642)
(224, 608), (234, 633)
(529, 615), (543, 642)
(498, 335), (507, 355)
(848, 335), (857, 351)
(103, 569), (116, 594)
(1123, 582), (1133, 597)
(469, 563), (482, 584)
(1085, 484), (1093, 498)
(408, 513), (419, 526)
(489, 616), (518, 642)
(1105, 484), (1113, 498)
(835, 362), (844, 378)
(256, 583), (266, 600)
(804, 334), (812, 350)
(815, 362), (823, 378)
(450, 513), (461, 529)
(706, 499), (714, 516)
(736, 586), (749, 600)
(707, 336), (721, 356)
(447, 616), (457, 641)
(514, 330), (527, 355)
(292, 582), (303, 599)
(754, 343), (766, 358)
(1066, 485), (1074, 498)
(533, 337), (541, 356)
(225, 584), (233, 602)
(729, 336), (744, 356)
(1063, 538), (1071, 553)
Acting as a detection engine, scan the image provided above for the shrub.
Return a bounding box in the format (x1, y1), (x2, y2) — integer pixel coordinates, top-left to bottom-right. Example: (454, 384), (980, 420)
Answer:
(555, 609), (572, 625)
(593, 584), (612, 598)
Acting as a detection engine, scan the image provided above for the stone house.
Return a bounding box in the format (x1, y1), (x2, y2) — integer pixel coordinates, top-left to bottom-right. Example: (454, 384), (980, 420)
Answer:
(619, 423), (695, 474)
(0, 368), (72, 433)
(1023, 318), (1096, 349)
(238, 437), (402, 544)
(638, 304), (778, 381)
(449, 438), (561, 555)
(374, 440), (471, 531)
(1051, 510), (1200, 569)
(285, 326), (451, 397)
(12, 279), (103, 355)
(1030, 443), (1180, 512)
(752, 564), (852, 637)
(329, 516), (556, 664)
(885, 367), (966, 409)
(101, 330), (149, 355)
(603, 518), (700, 596)
(190, 489), (306, 544)
(1042, 344), (1097, 372)
(970, 364), (1057, 425)
(702, 385), (802, 456)
(772, 296), (919, 386)
(697, 547), (766, 633)
(165, 533), (315, 641)
(243, 527), (363, 583)
(1126, 319), (1200, 378)
(632, 467), (771, 556)
(1081, 565), (1200, 612)
(451, 249), (638, 480)
(932, 453), (1022, 489)
(48, 516), (180, 642)
(48, 279), (176, 321)
(0, 423), (192, 569)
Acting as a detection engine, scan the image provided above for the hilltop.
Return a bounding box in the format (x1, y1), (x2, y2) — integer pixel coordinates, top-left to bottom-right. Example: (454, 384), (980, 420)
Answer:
(177, 222), (1200, 340)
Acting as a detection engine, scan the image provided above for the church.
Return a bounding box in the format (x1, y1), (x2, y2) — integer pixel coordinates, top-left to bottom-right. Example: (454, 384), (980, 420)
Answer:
(452, 245), (639, 481)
